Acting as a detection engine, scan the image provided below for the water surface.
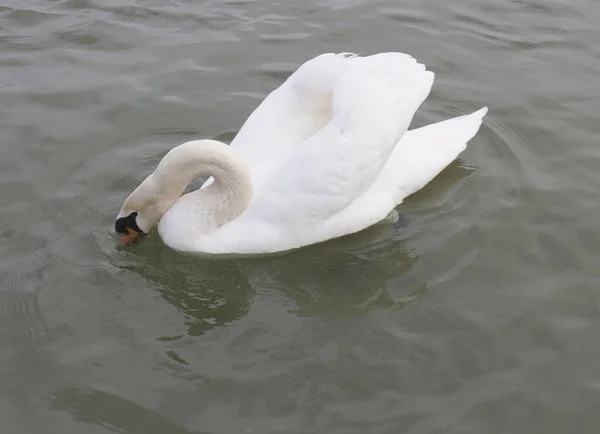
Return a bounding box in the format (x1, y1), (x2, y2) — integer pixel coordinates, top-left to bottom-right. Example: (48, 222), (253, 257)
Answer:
(2, 0), (600, 433)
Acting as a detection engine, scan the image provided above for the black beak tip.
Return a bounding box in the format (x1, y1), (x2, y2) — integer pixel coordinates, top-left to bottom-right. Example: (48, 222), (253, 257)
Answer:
(115, 212), (142, 235)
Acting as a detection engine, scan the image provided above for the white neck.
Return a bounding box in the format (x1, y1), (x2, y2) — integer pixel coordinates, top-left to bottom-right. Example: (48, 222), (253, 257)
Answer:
(151, 139), (253, 228)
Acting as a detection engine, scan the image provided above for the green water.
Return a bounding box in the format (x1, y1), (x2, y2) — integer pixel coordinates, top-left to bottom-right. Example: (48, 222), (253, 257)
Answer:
(1, 0), (600, 433)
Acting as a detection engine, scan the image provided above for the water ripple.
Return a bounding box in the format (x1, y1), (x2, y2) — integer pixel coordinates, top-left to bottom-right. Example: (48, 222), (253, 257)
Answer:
(1, 0), (600, 432)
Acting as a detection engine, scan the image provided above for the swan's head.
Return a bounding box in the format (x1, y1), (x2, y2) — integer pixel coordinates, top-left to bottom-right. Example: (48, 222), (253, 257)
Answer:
(115, 174), (174, 244)
(115, 139), (254, 245)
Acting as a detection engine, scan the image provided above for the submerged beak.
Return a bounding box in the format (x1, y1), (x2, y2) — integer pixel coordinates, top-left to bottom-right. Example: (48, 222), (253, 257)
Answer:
(119, 227), (141, 245)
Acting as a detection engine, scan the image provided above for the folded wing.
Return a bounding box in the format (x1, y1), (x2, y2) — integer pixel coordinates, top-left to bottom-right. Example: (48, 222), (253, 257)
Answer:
(249, 53), (435, 227)
(226, 53), (356, 188)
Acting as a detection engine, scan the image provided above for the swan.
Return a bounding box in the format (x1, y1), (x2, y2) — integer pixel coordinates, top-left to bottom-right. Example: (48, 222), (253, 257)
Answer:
(115, 52), (488, 255)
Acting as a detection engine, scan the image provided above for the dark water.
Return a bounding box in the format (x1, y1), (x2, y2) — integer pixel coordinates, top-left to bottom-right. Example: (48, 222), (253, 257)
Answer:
(2, 0), (600, 433)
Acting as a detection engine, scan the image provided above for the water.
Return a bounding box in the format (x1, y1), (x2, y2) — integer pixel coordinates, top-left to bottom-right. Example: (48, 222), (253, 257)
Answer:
(1, 0), (600, 432)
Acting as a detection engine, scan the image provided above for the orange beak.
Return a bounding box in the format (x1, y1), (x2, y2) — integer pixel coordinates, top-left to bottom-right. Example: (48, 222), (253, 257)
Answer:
(119, 227), (141, 245)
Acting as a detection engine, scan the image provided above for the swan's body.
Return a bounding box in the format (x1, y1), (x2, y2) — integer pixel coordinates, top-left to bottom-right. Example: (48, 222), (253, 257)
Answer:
(116, 52), (488, 255)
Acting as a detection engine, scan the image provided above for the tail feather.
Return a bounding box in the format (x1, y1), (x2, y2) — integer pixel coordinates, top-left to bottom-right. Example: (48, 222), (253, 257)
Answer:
(384, 106), (489, 203)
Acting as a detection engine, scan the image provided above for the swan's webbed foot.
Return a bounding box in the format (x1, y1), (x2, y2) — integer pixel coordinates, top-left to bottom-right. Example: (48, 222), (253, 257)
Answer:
(393, 213), (410, 229)
(378, 209), (410, 229)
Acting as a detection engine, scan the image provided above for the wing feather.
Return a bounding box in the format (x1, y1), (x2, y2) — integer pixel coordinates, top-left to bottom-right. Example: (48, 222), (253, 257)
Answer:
(248, 54), (434, 227)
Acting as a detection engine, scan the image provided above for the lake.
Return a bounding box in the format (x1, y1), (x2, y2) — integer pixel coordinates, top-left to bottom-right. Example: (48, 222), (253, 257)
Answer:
(1, 0), (599, 433)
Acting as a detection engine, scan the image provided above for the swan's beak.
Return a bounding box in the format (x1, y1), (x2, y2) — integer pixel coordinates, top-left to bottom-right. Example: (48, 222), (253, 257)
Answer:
(119, 227), (141, 245)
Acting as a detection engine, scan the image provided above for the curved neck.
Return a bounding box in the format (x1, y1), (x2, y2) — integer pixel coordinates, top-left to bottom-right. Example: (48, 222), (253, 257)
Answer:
(151, 139), (253, 227)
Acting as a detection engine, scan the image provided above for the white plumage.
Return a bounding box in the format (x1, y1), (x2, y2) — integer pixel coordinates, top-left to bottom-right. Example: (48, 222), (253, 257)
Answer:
(116, 52), (488, 255)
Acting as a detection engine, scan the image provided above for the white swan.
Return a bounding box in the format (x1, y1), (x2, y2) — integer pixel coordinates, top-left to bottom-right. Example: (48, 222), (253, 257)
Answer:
(115, 52), (488, 255)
